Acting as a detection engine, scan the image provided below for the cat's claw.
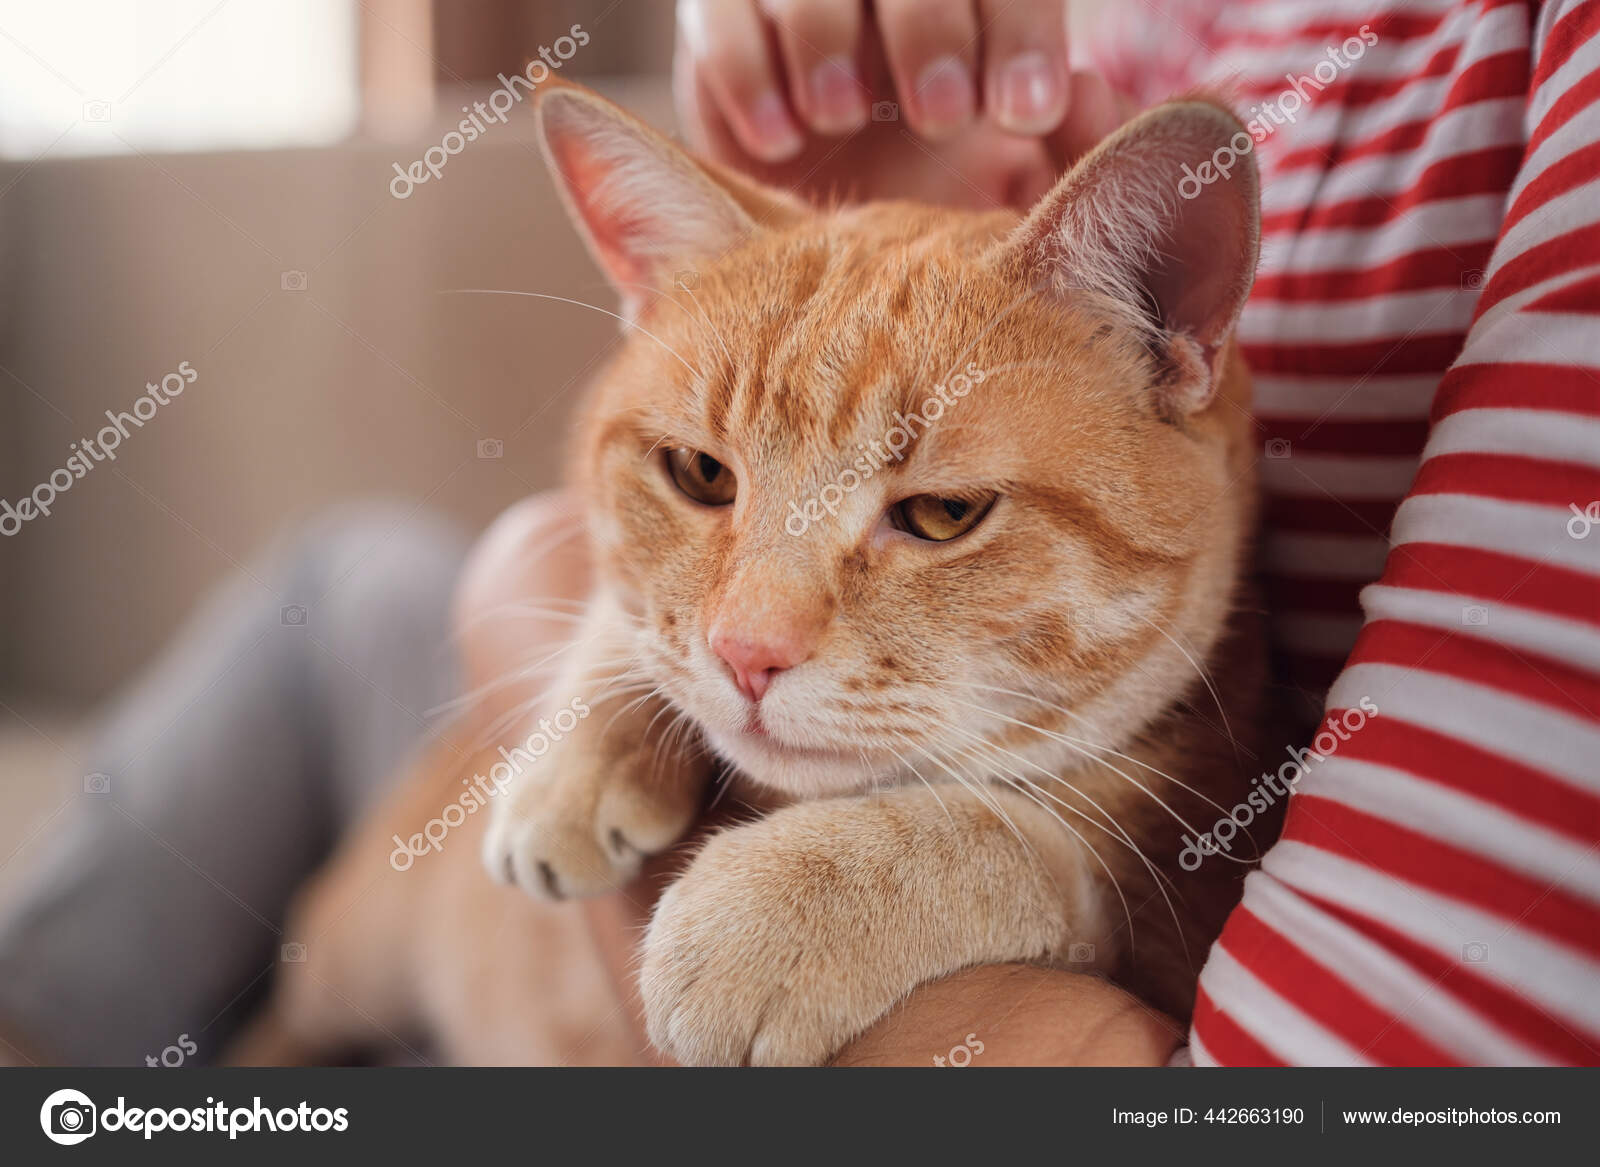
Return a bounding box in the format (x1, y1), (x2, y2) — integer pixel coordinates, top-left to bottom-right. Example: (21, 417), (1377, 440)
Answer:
(481, 743), (699, 901)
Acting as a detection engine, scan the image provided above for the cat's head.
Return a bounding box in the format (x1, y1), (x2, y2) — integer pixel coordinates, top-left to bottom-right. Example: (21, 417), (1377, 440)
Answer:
(538, 83), (1260, 799)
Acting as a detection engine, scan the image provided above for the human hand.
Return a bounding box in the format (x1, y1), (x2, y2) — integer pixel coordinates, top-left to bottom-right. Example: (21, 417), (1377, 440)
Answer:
(673, 0), (1130, 210)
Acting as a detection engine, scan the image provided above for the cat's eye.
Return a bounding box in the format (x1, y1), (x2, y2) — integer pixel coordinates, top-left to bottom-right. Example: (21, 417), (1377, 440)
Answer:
(665, 447), (736, 506)
(890, 492), (997, 542)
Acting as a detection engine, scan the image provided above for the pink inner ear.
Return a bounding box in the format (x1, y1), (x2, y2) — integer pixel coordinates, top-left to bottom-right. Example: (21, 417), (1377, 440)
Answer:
(1147, 179), (1257, 351)
(544, 132), (654, 288)
(539, 92), (756, 305)
(1006, 101), (1260, 370)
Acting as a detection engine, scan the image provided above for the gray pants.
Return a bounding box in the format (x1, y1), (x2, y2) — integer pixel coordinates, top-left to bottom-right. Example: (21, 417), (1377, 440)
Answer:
(0, 506), (467, 1066)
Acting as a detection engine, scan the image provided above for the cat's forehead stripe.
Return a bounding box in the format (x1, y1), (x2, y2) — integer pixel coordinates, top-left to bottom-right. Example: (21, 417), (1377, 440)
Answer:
(705, 238), (956, 459)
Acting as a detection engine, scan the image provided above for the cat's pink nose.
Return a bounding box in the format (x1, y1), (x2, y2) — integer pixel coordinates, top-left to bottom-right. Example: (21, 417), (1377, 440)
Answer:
(708, 626), (810, 702)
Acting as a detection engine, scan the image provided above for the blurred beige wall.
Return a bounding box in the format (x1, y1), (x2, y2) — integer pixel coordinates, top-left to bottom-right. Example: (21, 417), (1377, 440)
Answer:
(0, 78), (673, 707)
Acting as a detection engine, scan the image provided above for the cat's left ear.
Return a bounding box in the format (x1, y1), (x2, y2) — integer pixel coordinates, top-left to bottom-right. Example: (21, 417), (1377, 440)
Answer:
(994, 98), (1261, 415)
(537, 82), (800, 320)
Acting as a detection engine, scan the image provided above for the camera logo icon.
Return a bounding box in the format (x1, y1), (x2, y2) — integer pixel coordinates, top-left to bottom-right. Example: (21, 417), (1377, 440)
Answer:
(281, 941), (307, 962)
(1061, 605), (1094, 631)
(1067, 941), (1096, 963)
(871, 100), (899, 122)
(281, 605), (307, 627)
(1568, 501), (1600, 540)
(280, 270), (308, 292)
(40, 1088), (97, 1145)
(1462, 941), (1489, 963)
(1461, 605), (1489, 627)
(1461, 269), (1486, 291)
(673, 269), (699, 292)
(83, 772), (111, 795)
(82, 101), (112, 122)
(476, 438), (504, 460)
(1265, 438), (1292, 459)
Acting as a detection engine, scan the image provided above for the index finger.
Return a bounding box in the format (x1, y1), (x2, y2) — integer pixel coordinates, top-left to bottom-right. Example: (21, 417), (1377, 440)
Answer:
(978, 0), (1071, 135)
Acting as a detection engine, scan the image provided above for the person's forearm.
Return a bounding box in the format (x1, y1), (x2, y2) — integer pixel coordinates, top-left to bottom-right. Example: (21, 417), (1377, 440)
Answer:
(832, 965), (1181, 1067)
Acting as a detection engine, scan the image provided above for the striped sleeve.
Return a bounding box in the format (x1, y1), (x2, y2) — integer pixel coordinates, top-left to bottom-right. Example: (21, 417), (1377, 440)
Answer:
(1192, 0), (1600, 1066)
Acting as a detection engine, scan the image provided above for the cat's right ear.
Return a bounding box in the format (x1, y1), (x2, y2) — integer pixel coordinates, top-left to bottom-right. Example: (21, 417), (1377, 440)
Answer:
(993, 98), (1261, 416)
(537, 83), (793, 320)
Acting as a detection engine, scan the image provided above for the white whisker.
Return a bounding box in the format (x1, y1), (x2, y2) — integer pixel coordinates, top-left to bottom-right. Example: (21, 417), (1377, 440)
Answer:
(440, 289), (702, 377)
(950, 737), (1136, 956)
(968, 683), (1262, 860)
(885, 743), (956, 827)
(1131, 613), (1240, 763)
(963, 698), (1234, 854)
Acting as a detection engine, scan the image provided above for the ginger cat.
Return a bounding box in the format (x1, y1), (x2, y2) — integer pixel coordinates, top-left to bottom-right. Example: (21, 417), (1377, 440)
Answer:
(236, 80), (1270, 1067)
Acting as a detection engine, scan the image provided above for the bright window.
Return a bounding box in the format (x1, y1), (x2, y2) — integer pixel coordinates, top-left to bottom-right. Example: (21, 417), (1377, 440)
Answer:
(0, 0), (359, 159)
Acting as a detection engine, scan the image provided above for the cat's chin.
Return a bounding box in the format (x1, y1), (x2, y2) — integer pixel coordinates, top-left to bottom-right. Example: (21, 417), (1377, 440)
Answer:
(702, 724), (886, 799)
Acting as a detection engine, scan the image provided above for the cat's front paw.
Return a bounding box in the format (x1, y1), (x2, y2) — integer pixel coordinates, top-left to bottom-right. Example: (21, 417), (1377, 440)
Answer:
(639, 817), (922, 1066)
(481, 736), (700, 901)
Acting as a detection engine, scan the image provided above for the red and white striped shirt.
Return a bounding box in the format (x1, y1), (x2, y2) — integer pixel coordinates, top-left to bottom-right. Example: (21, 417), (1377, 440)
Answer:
(1096, 0), (1600, 1064)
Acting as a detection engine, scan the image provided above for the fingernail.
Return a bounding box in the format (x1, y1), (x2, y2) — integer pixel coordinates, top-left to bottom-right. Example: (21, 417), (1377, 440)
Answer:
(913, 56), (975, 137)
(747, 91), (804, 161)
(807, 56), (868, 134)
(994, 52), (1066, 134)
